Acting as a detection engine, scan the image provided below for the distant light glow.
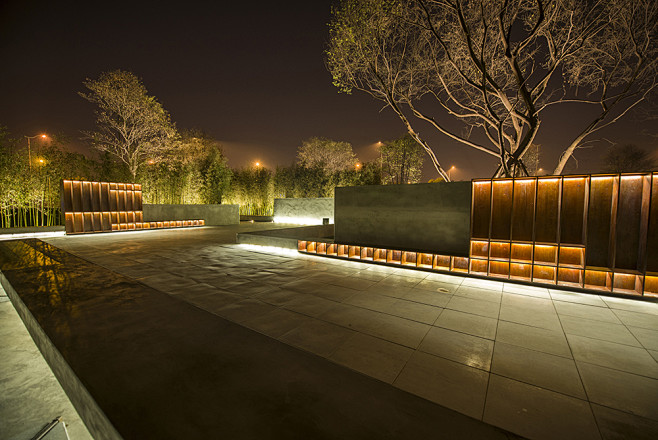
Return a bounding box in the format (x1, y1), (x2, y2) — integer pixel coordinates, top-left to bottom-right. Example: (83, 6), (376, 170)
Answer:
(0, 230), (65, 241)
(273, 216), (332, 225)
(237, 243), (299, 257)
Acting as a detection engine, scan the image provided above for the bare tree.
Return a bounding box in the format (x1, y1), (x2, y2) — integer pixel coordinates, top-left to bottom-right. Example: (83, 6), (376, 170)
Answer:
(297, 137), (359, 173)
(327, 0), (658, 178)
(80, 70), (178, 179)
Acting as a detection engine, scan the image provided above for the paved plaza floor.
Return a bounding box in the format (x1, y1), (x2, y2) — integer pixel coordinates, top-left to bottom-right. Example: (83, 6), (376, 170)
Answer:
(2, 224), (658, 439)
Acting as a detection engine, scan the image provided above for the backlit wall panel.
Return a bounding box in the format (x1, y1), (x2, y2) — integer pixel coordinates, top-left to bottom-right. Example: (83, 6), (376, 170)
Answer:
(61, 180), (203, 234)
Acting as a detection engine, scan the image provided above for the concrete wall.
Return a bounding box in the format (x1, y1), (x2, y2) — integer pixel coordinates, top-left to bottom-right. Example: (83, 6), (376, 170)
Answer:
(273, 198), (334, 225)
(335, 182), (472, 256)
(143, 204), (239, 225)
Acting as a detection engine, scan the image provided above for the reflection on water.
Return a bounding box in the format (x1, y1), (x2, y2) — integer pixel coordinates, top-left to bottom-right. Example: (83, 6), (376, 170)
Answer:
(0, 239), (78, 339)
(0, 239), (149, 345)
(0, 239), (62, 270)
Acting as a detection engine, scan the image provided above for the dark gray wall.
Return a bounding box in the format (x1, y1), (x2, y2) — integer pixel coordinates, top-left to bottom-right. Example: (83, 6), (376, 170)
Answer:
(335, 182), (472, 256)
(143, 204), (239, 225)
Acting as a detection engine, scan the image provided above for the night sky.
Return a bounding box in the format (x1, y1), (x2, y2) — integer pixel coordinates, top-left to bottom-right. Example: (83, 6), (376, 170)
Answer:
(1, 0), (656, 180)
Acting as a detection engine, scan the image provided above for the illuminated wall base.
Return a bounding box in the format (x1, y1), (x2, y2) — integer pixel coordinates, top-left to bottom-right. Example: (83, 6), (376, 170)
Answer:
(299, 240), (460, 274)
(64, 212), (205, 235)
(298, 240), (656, 298)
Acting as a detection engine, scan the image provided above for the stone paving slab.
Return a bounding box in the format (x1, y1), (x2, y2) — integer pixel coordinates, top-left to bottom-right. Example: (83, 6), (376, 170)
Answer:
(4, 224), (658, 439)
(0, 235), (514, 439)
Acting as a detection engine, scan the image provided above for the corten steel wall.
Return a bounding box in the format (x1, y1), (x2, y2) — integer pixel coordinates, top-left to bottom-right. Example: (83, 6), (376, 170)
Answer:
(335, 182), (471, 256)
(143, 204), (239, 225)
(273, 198), (334, 224)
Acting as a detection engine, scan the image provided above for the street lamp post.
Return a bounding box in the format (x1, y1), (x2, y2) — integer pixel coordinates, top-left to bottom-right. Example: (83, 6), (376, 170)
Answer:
(448, 165), (456, 181)
(25, 134), (47, 170)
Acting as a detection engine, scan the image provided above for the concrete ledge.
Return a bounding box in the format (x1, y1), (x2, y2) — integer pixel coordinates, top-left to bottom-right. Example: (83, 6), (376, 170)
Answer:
(237, 225), (334, 250)
(0, 272), (121, 440)
(240, 215), (273, 222)
(143, 204), (239, 225)
(0, 226), (65, 235)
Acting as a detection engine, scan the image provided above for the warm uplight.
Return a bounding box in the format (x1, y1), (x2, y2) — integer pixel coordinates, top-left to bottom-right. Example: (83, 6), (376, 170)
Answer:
(255, 162), (260, 167)
(355, 163), (361, 169)
(591, 176), (615, 181)
(41, 134), (47, 139)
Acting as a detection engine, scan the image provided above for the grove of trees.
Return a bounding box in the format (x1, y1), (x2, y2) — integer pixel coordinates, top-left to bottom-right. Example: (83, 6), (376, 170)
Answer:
(601, 144), (657, 173)
(0, 123), (385, 226)
(0, 130), (118, 228)
(380, 134), (425, 184)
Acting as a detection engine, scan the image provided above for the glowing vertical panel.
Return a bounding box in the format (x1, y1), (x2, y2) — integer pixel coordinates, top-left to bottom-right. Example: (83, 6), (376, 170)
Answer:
(471, 181), (491, 239)
(560, 177), (588, 245)
(535, 178), (560, 243)
(512, 179), (536, 242)
(491, 180), (513, 240)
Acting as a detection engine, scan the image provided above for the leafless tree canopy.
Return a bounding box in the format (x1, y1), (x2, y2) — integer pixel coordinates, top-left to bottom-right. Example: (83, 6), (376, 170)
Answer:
(327, 0), (658, 178)
(80, 70), (178, 179)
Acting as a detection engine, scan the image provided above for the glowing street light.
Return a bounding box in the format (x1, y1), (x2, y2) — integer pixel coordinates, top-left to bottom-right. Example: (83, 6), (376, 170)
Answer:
(255, 161), (261, 167)
(355, 163), (362, 170)
(376, 141), (384, 167)
(448, 165), (456, 180)
(25, 133), (48, 170)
